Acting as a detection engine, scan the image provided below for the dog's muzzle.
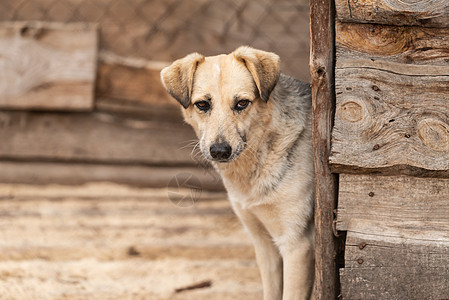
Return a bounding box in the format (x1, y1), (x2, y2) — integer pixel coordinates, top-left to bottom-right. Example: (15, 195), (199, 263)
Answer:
(209, 142), (232, 161)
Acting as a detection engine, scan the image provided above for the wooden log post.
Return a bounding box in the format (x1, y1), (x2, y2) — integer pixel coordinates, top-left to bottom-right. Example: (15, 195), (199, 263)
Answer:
(310, 0), (340, 298)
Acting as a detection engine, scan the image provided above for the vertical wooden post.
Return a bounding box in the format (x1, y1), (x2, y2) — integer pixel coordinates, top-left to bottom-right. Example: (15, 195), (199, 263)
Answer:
(310, 0), (339, 299)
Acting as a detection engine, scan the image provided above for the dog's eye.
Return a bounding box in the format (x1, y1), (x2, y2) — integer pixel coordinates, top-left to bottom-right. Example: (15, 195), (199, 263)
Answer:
(235, 99), (250, 111)
(194, 101), (210, 112)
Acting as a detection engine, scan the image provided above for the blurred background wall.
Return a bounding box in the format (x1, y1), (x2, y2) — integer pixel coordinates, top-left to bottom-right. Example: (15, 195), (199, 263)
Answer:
(0, 0), (310, 190)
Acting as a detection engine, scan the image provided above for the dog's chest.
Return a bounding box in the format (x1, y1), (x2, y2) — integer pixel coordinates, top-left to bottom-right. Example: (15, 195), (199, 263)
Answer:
(220, 171), (288, 209)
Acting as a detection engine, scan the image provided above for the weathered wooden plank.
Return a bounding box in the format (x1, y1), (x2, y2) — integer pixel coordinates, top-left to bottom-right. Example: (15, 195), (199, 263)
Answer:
(335, 22), (449, 66)
(310, 0), (340, 298)
(338, 174), (449, 298)
(340, 225), (449, 299)
(96, 52), (178, 109)
(0, 189), (244, 261)
(3, 0), (311, 81)
(0, 22), (97, 110)
(337, 174), (449, 231)
(0, 161), (223, 191)
(0, 111), (199, 165)
(0, 183), (260, 299)
(95, 97), (184, 123)
(330, 22), (449, 175)
(335, 0), (449, 27)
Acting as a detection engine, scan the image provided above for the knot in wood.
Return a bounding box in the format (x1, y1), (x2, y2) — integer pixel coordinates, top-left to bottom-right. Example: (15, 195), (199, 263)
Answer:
(19, 24), (43, 39)
(339, 101), (364, 123)
(316, 67), (325, 78)
(384, 0), (448, 14)
(337, 23), (408, 55)
(417, 119), (449, 152)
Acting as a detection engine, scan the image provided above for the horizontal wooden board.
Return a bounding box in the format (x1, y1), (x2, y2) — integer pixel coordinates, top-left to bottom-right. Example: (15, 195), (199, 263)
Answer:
(2, 0), (311, 82)
(334, 22), (449, 66)
(338, 174), (449, 299)
(0, 161), (224, 191)
(95, 97), (185, 124)
(0, 22), (97, 110)
(96, 52), (179, 110)
(335, 0), (449, 27)
(340, 228), (449, 299)
(330, 22), (449, 175)
(0, 111), (200, 165)
(0, 183), (260, 299)
(0, 184), (239, 262)
(337, 174), (449, 232)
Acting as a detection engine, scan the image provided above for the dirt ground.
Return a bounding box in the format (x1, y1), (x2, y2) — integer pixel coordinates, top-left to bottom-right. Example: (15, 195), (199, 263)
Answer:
(0, 183), (262, 300)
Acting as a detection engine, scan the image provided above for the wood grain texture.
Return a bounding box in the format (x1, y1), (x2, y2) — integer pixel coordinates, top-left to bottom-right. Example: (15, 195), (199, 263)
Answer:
(96, 52), (178, 109)
(337, 174), (449, 299)
(0, 111), (199, 165)
(341, 229), (449, 300)
(0, 183), (260, 299)
(95, 97), (184, 124)
(330, 22), (449, 175)
(0, 22), (97, 110)
(335, 0), (449, 27)
(0, 161), (224, 191)
(0, 185), (238, 262)
(2, 0), (311, 81)
(310, 0), (340, 298)
(337, 174), (449, 232)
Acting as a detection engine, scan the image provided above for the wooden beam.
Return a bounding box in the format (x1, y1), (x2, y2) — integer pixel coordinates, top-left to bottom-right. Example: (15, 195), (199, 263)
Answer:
(335, 22), (449, 64)
(0, 161), (224, 191)
(341, 228), (449, 299)
(0, 184), (239, 262)
(335, 0), (449, 27)
(0, 111), (198, 165)
(337, 174), (449, 231)
(310, 0), (339, 298)
(337, 174), (449, 299)
(0, 22), (97, 111)
(96, 52), (179, 110)
(330, 22), (449, 176)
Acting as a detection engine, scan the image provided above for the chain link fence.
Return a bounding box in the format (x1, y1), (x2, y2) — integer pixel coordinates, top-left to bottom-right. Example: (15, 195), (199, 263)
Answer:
(0, 0), (310, 81)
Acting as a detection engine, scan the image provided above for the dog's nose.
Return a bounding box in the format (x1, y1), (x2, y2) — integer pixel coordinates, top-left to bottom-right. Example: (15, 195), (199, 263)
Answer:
(210, 142), (232, 160)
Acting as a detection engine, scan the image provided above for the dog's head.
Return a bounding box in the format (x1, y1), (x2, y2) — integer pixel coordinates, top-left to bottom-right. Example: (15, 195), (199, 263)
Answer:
(161, 46), (280, 163)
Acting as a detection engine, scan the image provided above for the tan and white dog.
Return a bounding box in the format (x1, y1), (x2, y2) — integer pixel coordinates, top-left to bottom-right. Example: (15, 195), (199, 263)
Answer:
(161, 46), (314, 300)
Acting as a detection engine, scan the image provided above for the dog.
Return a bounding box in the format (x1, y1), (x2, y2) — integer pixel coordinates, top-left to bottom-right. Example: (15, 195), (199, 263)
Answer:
(161, 46), (314, 300)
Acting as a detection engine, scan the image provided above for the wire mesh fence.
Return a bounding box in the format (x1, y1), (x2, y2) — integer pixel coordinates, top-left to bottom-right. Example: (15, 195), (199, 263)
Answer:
(0, 0), (310, 81)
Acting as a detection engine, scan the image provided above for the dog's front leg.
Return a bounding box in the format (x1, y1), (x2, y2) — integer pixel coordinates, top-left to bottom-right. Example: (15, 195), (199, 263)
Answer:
(280, 236), (314, 300)
(253, 233), (283, 300)
(232, 204), (283, 300)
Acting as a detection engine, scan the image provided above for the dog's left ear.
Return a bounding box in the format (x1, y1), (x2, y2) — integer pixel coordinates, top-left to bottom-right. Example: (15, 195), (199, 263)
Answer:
(233, 46), (280, 102)
(160, 52), (205, 108)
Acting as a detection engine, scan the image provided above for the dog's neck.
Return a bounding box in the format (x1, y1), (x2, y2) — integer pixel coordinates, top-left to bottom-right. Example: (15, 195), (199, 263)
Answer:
(214, 89), (309, 199)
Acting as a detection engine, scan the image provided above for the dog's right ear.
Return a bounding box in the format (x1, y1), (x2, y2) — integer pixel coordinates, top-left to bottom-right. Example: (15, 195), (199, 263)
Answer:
(160, 53), (205, 108)
(233, 46), (280, 102)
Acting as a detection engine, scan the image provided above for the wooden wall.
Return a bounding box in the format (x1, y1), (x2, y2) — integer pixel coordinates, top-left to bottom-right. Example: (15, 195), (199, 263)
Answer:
(0, 0), (311, 191)
(330, 0), (449, 298)
(0, 21), (222, 190)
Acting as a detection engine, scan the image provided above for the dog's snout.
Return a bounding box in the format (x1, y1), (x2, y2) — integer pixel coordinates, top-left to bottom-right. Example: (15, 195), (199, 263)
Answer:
(210, 142), (232, 161)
